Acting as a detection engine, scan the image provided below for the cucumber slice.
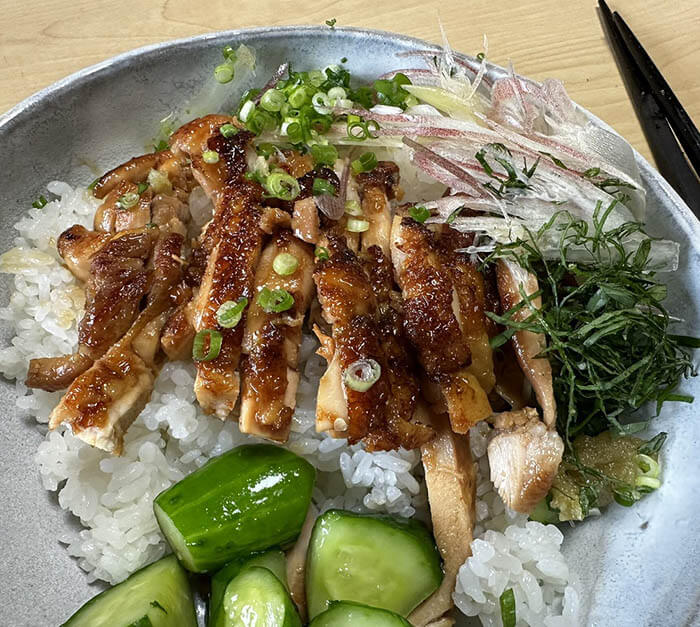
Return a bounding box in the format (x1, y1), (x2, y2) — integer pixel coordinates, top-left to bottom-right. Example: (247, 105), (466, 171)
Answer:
(61, 555), (196, 627)
(154, 444), (315, 572)
(209, 550), (287, 627)
(218, 566), (301, 627)
(306, 509), (443, 619)
(309, 601), (412, 626)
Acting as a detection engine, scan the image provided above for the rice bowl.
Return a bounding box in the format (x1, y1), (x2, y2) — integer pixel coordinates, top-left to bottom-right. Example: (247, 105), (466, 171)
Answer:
(0, 26), (698, 627)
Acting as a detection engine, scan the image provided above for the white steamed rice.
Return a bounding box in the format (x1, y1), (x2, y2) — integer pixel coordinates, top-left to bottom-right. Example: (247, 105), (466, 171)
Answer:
(0, 182), (580, 626)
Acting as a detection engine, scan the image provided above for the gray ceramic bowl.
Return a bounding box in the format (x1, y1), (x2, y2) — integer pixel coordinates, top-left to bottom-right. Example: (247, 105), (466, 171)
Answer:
(0, 26), (698, 627)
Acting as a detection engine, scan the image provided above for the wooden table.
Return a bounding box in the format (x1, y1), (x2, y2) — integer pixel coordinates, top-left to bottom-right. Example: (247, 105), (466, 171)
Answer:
(1, 0), (698, 165)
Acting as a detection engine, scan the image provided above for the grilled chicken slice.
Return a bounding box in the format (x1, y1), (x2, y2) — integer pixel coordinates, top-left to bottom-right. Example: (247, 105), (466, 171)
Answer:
(239, 231), (315, 441)
(161, 297), (196, 361)
(314, 235), (384, 443)
(314, 235), (431, 450)
(286, 504), (318, 622)
(361, 246), (433, 450)
(356, 160), (400, 255)
(496, 259), (556, 427)
(92, 150), (194, 234)
(48, 229), (185, 453)
(26, 353), (94, 392)
(57, 226), (112, 283)
(192, 201), (263, 419)
(49, 334), (157, 454)
(488, 407), (564, 513)
(170, 114), (251, 212)
(437, 226), (495, 394)
(27, 227), (158, 392)
(391, 216), (492, 433)
(80, 228), (158, 360)
(409, 409), (475, 627)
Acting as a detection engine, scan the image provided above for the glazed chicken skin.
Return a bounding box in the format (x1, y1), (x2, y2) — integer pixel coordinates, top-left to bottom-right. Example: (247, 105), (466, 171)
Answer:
(47, 229), (186, 454)
(391, 216), (493, 433)
(92, 150), (195, 235)
(26, 227), (159, 391)
(239, 230), (315, 441)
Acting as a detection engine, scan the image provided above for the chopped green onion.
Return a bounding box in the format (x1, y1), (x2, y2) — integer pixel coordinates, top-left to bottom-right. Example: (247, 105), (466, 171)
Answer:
(288, 86), (309, 108)
(145, 222), (157, 229)
(88, 178), (99, 191)
(260, 89), (286, 112)
(373, 73), (412, 108)
(343, 358), (381, 392)
(216, 297), (248, 328)
(347, 115), (380, 141)
(351, 152), (378, 174)
(273, 253), (299, 276)
(327, 86), (346, 101)
(340, 56), (348, 64)
(256, 142), (277, 158)
(285, 121), (304, 144)
(220, 123), (238, 138)
(137, 182), (149, 195)
(148, 169), (172, 194)
(310, 144), (338, 166)
(265, 172), (301, 201)
(117, 192), (139, 210)
(345, 199), (362, 216)
(635, 476), (661, 490)
(636, 453), (660, 478)
(222, 44), (236, 60)
(257, 287), (295, 313)
(315, 246), (330, 261)
(31, 195), (48, 209)
(499, 589), (516, 627)
(203, 150), (220, 164)
(409, 205), (430, 223)
(347, 218), (370, 232)
(446, 206), (464, 224)
(214, 62), (235, 84)
(312, 178), (337, 196)
(325, 18), (337, 28)
(192, 329), (223, 361)
(239, 100), (255, 122)
(476, 52), (486, 62)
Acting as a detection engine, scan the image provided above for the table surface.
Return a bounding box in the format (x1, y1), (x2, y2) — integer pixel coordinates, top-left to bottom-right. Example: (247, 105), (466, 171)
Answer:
(1, 0), (698, 165)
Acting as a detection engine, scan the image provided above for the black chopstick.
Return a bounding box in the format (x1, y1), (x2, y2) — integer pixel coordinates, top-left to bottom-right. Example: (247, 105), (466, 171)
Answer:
(611, 11), (700, 173)
(598, 0), (700, 218)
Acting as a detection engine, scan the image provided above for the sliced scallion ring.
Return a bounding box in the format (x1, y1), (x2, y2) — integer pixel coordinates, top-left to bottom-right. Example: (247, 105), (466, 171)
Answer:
(192, 329), (223, 361)
(214, 62), (235, 84)
(260, 89), (286, 112)
(203, 150), (220, 164)
(314, 246), (330, 261)
(635, 453), (660, 478)
(220, 123), (238, 138)
(273, 253), (299, 276)
(351, 151), (378, 174)
(343, 358), (381, 392)
(216, 297), (248, 329)
(344, 199), (362, 216)
(347, 217), (370, 232)
(312, 177), (337, 196)
(257, 287), (294, 313)
(635, 476), (661, 490)
(265, 172), (301, 201)
(310, 144), (338, 167)
(117, 192), (139, 210)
